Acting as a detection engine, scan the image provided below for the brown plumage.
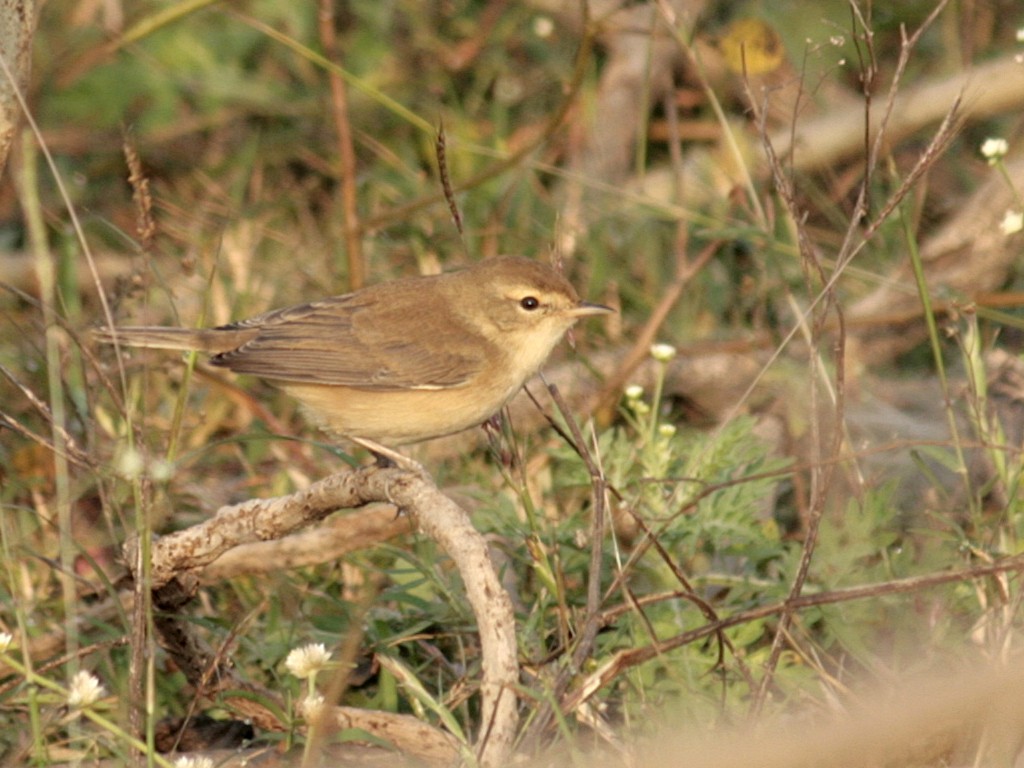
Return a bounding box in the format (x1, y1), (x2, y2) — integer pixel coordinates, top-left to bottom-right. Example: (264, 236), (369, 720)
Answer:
(93, 256), (610, 446)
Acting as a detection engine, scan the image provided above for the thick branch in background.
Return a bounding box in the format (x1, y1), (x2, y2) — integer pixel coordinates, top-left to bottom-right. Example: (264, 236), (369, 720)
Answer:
(0, 0), (36, 178)
(771, 54), (1024, 171)
(849, 155), (1024, 365)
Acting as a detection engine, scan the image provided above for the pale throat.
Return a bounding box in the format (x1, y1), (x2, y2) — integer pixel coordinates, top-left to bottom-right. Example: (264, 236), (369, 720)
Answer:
(499, 319), (573, 388)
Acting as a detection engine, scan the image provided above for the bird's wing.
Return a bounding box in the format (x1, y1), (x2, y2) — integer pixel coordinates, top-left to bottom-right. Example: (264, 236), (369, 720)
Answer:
(209, 291), (488, 390)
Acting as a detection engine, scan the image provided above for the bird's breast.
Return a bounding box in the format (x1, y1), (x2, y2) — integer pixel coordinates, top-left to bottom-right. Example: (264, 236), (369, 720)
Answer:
(281, 379), (520, 445)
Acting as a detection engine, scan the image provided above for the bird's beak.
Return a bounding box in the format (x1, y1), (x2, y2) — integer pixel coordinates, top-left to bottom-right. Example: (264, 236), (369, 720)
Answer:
(568, 301), (615, 318)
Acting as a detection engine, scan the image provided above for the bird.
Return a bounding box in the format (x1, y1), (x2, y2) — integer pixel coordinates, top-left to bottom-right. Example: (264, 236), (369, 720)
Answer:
(93, 256), (611, 452)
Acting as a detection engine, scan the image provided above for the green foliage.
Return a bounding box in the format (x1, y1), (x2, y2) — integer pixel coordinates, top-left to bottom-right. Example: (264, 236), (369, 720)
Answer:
(545, 370), (792, 713)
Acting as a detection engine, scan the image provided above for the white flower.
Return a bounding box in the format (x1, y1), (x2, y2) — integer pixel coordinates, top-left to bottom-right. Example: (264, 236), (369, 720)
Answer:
(150, 458), (175, 482)
(1000, 209), (1024, 236)
(0, 632), (12, 652)
(624, 384), (644, 400)
(174, 757), (214, 768)
(67, 670), (105, 708)
(116, 446), (145, 479)
(285, 643), (331, 679)
(650, 343), (677, 362)
(298, 693), (327, 720)
(981, 137), (1009, 164)
(657, 423), (677, 438)
(533, 16), (554, 38)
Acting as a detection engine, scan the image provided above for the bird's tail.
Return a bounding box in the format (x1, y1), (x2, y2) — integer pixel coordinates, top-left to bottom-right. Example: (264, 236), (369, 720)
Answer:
(91, 326), (233, 353)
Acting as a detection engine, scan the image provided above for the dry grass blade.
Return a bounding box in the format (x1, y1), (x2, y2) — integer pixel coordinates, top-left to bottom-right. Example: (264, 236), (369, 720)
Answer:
(317, 0), (364, 290)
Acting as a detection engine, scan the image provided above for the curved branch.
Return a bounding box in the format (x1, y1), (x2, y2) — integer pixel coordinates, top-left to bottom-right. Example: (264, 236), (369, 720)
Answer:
(127, 462), (519, 766)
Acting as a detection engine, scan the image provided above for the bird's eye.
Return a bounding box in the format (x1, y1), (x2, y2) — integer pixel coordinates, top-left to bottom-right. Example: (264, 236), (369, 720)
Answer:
(520, 296), (540, 310)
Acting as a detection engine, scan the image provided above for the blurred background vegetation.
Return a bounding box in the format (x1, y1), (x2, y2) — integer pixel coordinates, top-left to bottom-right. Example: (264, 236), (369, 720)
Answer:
(3, 0), (1024, 764)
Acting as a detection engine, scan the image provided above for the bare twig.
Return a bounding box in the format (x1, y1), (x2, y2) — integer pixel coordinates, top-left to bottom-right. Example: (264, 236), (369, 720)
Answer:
(517, 376), (610, 744)
(744, 2), (955, 711)
(317, 0), (365, 289)
(0, 365), (92, 470)
(562, 552), (1024, 714)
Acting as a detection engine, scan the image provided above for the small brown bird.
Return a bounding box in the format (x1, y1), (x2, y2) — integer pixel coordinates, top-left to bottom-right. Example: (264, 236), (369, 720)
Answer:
(94, 257), (611, 448)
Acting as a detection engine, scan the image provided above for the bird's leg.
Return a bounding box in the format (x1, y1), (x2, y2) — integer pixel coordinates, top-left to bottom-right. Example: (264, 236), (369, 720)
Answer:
(350, 437), (424, 474)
